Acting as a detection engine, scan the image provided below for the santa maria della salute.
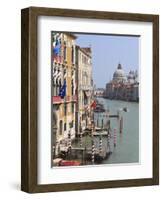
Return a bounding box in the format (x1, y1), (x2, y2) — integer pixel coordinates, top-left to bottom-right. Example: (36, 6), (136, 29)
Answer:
(104, 63), (139, 102)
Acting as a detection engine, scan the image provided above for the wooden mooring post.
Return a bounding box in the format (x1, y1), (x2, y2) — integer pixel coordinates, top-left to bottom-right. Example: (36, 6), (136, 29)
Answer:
(101, 118), (104, 129)
(91, 139), (95, 164)
(97, 115), (99, 127)
(80, 132), (82, 147)
(107, 129), (111, 153)
(113, 128), (117, 147)
(120, 116), (123, 133)
(99, 136), (102, 155)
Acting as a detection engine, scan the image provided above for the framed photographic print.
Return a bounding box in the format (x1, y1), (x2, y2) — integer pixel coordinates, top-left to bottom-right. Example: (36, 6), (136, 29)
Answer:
(21, 7), (159, 193)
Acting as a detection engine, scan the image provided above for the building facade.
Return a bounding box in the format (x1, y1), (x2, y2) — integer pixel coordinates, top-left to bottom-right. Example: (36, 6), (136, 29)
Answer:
(104, 63), (139, 102)
(76, 46), (93, 134)
(52, 33), (77, 156)
(94, 88), (105, 97)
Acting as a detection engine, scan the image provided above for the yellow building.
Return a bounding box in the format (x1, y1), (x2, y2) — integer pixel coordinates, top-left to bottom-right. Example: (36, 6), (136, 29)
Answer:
(52, 33), (77, 156)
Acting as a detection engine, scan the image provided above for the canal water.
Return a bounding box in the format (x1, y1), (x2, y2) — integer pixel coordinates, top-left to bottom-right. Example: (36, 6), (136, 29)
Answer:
(72, 97), (139, 165)
(95, 97), (139, 164)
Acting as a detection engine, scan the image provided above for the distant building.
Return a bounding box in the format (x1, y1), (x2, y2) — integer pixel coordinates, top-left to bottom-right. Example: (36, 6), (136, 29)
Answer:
(94, 88), (105, 97)
(104, 63), (139, 102)
(76, 46), (93, 134)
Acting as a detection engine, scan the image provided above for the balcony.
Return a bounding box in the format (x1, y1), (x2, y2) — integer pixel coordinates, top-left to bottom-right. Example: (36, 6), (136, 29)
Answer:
(52, 95), (77, 104)
(72, 95), (77, 102)
(79, 85), (93, 91)
(53, 96), (63, 104)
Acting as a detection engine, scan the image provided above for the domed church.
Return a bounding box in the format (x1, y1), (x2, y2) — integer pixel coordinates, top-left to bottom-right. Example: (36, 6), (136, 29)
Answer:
(113, 63), (127, 82)
(104, 63), (139, 102)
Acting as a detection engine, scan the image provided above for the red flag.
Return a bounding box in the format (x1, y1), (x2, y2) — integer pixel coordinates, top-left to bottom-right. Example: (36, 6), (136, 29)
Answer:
(91, 100), (97, 109)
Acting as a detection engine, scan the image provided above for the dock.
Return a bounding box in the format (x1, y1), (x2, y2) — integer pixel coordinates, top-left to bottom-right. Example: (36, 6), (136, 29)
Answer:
(57, 129), (115, 165)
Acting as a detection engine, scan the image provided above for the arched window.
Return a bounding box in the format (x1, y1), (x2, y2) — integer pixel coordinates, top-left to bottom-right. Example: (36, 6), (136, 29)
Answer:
(56, 79), (59, 96)
(59, 79), (62, 94)
(64, 41), (67, 60)
(59, 120), (63, 135)
(64, 103), (67, 115)
(71, 46), (74, 63)
(71, 80), (74, 96)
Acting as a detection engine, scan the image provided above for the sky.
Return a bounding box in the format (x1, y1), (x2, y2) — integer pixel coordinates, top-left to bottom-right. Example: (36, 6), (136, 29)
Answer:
(75, 33), (139, 88)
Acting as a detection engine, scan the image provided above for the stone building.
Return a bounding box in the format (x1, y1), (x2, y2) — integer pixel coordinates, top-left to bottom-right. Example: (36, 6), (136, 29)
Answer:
(75, 46), (93, 134)
(94, 88), (105, 97)
(104, 63), (139, 102)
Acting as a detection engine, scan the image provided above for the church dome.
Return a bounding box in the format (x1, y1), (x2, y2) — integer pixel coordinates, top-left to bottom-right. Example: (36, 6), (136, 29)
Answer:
(113, 63), (126, 82)
(128, 70), (135, 79)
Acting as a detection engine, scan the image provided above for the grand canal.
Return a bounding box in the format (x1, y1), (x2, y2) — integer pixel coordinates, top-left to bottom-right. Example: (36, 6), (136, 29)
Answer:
(95, 97), (139, 165)
(71, 98), (139, 165)
(57, 97), (139, 166)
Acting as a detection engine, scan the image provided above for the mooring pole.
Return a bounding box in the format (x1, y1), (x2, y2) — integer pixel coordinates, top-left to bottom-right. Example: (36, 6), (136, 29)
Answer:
(99, 136), (102, 155)
(108, 119), (110, 130)
(92, 139), (95, 164)
(68, 130), (72, 153)
(97, 118), (99, 127)
(117, 110), (120, 119)
(84, 146), (87, 165)
(120, 116), (123, 133)
(113, 128), (117, 147)
(101, 118), (104, 129)
(80, 132), (82, 147)
(107, 129), (111, 153)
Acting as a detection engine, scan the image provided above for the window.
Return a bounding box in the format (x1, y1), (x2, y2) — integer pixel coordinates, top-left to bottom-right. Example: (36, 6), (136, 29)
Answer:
(64, 123), (66, 131)
(64, 42), (67, 60)
(59, 120), (63, 135)
(64, 69), (66, 76)
(82, 55), (88, 64)
(59, 79), (62, 95)
(56, 79), (59, 96)
(64, 103), (67, 115)
(71, 80), (74, 95)
(71, 103), (74, 113)
(71, 46), (74, 63)
(69, 121), (74, 128)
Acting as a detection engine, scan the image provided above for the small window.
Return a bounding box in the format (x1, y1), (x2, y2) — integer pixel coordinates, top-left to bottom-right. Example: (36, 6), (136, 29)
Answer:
(71, 46), (74, 63)
(64, 123), (66, 131)
(64, 104), (67, 115)
(59, 120), (63, 135)
(69, 121), (73, 128)
(71, 103), (74, 113)
(64, 44), (67, 60)
(71, 80), (74, 96)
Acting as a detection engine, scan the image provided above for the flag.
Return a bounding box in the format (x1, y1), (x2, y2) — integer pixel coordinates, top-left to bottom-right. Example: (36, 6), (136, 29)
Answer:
(91, 100), (97, 109)
(59, 80), (66, 99)
(53, 39), (61, 62)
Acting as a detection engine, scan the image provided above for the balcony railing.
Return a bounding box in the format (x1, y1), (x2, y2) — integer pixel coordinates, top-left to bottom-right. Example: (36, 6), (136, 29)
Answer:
(79, 85), (93, 91)
(53, 96), (62, 104)
(72, 95), (77, 102)
(53, 95), (77, 104)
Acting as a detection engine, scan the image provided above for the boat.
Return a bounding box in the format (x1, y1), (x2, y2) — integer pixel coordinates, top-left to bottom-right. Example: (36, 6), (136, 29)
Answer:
(94, 103), (105, 112)
(59, 160), (81, 166)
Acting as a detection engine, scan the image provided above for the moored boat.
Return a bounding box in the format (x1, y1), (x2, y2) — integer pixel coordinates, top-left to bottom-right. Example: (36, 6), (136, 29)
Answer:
(94, 100), (105, 112)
